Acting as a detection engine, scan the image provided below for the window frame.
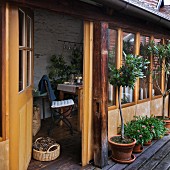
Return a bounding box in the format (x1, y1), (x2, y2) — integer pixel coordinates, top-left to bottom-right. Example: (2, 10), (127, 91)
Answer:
(19, 8), (33, 93)
(151, 37), (164, 99)
(107, 29), (165, 110)
(107, 28), (118, 109)
(121, 30), (136, 107)
(137, 34), (151, 103)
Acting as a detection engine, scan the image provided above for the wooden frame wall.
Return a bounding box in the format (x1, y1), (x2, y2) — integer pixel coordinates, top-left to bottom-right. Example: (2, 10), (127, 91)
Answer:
(3, 0), (170, 167)
(82, 21), (93, 166)
(107, 28), (166, 110)
(0, 2), (6, 141)
(93, 22), (108, 168)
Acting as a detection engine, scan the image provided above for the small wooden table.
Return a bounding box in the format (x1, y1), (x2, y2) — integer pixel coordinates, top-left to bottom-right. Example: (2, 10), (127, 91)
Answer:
(57, 84), (83, 130)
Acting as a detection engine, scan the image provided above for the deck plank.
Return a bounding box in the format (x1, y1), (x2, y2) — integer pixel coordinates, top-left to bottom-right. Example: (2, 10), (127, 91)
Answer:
(28, 120), (170, 170)
(154, 152), (170, 170)
(121, 135), (170, 170)
(138, 139), (170, 170)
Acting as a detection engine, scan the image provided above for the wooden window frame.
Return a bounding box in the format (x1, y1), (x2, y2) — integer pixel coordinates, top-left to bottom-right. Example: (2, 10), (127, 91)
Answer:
(19, 8), (33, 93)
(107, 28), (118, 109)
(151, 36), (164, 100)
(108, 29), (165, 110)
(137, 34), (151, 103)
(0, 2), (6, 140)
(121, 30), (137, 108)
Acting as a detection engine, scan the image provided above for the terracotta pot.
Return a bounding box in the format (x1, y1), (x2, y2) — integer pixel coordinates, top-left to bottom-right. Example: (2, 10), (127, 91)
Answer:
(164, 119), (170, 134)
(144, 140), (152, 146)
(108, 135), (136, 163)
(133, 144), (143, 153)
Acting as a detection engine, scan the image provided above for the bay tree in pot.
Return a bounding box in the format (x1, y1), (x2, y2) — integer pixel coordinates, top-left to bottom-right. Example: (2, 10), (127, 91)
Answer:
(108, 54), (149, 163)
(147, 41), (170, 132)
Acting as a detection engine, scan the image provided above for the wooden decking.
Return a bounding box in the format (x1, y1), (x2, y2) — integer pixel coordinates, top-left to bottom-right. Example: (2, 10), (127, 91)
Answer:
(28, 115), (170, 170)
(99, 135), (170, 170)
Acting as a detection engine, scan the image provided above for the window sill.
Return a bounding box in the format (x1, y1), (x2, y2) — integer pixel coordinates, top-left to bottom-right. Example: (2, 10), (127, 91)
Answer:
(137, 98), (150, 104)
(152, 95), (162, 100)
(122, 102), (135, 108)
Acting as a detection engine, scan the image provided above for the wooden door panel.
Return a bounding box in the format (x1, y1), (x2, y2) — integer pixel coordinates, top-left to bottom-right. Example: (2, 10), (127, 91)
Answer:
(8, 5), (33, 170)
(26, 98), (33, 167)
(19, 106), (26, 170)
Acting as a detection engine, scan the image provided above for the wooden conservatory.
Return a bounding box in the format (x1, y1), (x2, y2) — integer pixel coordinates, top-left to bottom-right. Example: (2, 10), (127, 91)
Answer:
(1, 0), (170, 169)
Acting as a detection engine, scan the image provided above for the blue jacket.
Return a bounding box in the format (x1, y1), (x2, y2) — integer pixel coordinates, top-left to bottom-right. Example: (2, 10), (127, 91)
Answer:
(38, 75), (56, 101)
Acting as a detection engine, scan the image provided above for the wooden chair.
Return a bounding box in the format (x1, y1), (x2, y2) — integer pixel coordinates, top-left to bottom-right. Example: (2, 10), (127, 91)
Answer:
(44, 80), (74, 135)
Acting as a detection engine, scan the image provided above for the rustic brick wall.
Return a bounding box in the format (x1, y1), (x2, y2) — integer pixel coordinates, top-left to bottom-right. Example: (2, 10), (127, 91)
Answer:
(34, 9), (83, 118)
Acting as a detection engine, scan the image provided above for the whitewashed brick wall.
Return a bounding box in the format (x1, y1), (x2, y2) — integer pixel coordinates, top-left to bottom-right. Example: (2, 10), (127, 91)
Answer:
(34, 9), (83, 88)
(34, 9), (83, 118)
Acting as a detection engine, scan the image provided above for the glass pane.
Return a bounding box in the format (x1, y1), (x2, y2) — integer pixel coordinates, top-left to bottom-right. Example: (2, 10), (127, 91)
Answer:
(152, 38), (162, 96)
(122, 32), (135, 61)
(108, 29), (117, 106)
(121, 86), (134, 104)
(19, 10), (25, 47)
(121, 32), (135, 104)
(26, 51), (31, 86)
(19, 50), (24, 91)
(139, 35), (150, 100)
(27, 16), (31, 48)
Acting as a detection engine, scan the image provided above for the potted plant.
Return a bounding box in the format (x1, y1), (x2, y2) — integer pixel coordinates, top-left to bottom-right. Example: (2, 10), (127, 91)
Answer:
(147, 41), (170, 132)
(108, 54), (149, 163)
(124, 118), (153, 153)
(142, 116), (167, 139)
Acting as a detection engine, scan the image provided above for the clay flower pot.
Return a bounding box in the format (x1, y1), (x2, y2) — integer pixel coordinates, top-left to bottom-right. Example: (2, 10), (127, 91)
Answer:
(108, 135), (136, 163)
(144, 140), (152, 146)
(133, 144), (143, 153)
(164, 119), (170, 134)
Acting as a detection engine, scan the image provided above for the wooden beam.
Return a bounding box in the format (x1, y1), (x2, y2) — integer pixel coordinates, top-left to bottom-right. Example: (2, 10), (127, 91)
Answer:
(0, 2), (6, 140)
(93, 21), (108, 168)
(82, 21), (93, 166)
(6, 0), (170, 38)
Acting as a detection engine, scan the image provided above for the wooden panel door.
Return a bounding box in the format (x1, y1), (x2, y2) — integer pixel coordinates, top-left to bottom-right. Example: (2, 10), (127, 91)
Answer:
(8, 4), (34, 170)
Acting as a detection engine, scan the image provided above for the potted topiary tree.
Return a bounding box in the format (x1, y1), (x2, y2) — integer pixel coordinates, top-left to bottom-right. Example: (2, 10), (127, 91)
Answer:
(147, 41), (170, 133)
(108, 54), (149, 163)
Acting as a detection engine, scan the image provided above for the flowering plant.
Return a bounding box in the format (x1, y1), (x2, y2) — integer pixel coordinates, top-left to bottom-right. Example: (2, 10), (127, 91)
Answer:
(139, 116), (167, 139)
(124, 118), (153, 145)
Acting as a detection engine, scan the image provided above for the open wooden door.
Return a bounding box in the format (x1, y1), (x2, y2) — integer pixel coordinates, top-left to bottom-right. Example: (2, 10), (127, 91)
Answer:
(8, 4), (34, 170)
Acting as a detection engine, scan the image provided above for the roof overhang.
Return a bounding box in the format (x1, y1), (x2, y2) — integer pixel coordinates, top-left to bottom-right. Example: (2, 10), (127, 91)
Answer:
(90, 0), (170, 30)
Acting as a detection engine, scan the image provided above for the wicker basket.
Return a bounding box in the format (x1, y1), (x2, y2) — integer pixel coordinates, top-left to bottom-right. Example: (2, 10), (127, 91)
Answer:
(33, 137), (60, 161)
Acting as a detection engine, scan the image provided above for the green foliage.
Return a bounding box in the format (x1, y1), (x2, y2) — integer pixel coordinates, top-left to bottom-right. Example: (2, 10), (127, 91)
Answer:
(124, 119), (153, 145)
(108, 54), (150, 89)
(108, 54), (150, 140)
(139, 116), (167, 139)
(70, 48), (83, 74)
(47, 48), (83, 86)
(125, 115), (167, 145)
(47, 54), (71, 85)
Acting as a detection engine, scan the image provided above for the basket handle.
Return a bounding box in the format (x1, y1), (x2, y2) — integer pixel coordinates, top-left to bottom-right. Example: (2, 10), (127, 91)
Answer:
(47, 144), (59, 153)
(34, 137), (43, 144)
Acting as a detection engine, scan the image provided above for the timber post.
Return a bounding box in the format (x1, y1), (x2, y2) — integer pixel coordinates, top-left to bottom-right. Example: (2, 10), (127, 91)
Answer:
(93, 21), (108, 168)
